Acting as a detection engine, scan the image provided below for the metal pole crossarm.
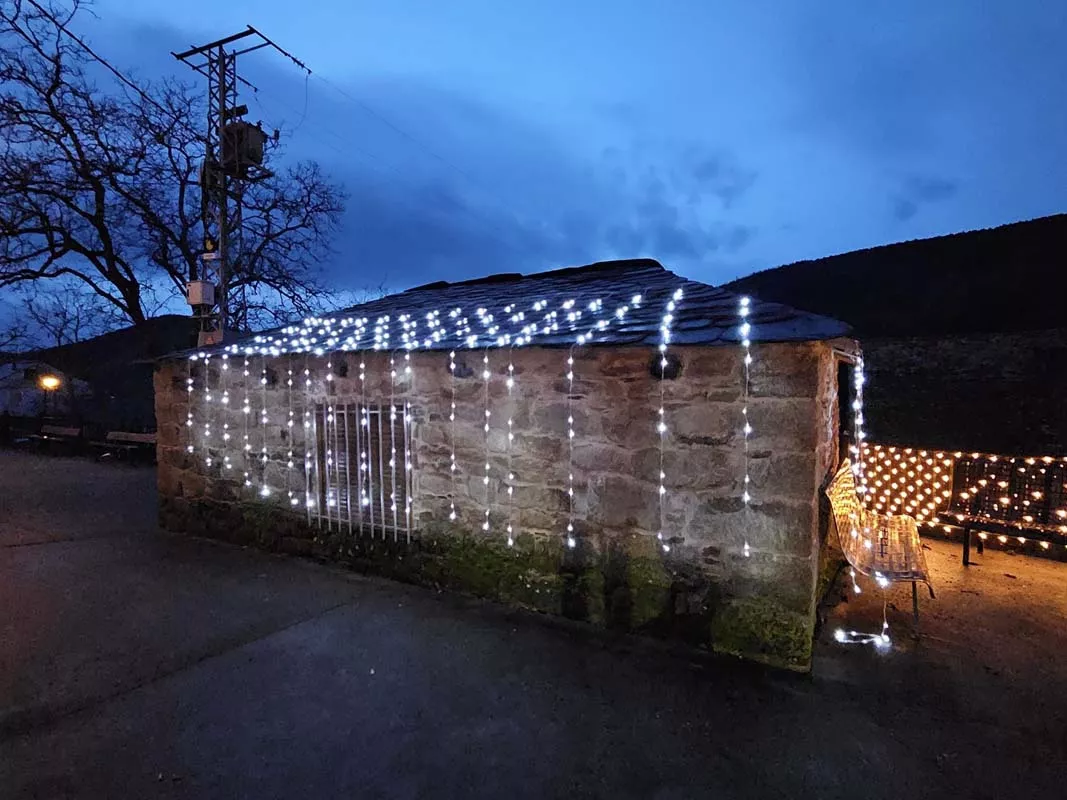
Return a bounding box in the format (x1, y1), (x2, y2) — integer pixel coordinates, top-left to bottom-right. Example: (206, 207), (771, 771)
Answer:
(172, 27), (259, 61)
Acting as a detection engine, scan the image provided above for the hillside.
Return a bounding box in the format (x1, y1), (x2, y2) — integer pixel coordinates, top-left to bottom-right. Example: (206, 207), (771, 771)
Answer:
(726, 214), (1067, 337)
(12, 315), (197, 430)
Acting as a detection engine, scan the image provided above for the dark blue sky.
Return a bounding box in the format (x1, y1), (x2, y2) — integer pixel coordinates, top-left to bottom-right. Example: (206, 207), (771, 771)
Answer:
(88, 1), (1067, 292)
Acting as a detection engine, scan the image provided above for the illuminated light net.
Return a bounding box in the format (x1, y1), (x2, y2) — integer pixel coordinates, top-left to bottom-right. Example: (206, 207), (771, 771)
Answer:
(863, 445), (954, 525)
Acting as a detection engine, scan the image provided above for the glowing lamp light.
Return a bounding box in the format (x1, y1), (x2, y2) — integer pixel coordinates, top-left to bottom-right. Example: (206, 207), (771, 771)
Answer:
(38, 374), (61, 391)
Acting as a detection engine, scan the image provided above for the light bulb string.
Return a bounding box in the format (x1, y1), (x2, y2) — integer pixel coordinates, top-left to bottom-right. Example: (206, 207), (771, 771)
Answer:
(448, 349), (457, 522)
(506, 347), (516, 546)
(286, 365), (294, 504)
(185, 359), (194, 455)
(656, 285), (684, 553)
(390, 349), (399, 537)
(739, 295), (753, 557)
(482, 347), (491, 532)
(566, 343), (577, 548)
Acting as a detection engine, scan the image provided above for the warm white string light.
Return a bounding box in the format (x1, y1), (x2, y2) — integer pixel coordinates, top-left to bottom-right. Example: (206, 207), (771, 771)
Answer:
(739, 295), (753, 558)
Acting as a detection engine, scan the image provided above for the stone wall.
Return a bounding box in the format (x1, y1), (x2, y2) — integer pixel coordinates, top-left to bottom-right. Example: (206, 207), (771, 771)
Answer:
(155, 339), (852, 670)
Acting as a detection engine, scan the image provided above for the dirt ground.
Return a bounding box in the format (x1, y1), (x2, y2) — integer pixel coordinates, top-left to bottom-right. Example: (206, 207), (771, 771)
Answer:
(1, 449), (1065, 799)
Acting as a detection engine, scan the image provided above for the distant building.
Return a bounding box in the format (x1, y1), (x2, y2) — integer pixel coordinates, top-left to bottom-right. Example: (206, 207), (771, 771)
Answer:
(154, 259), (860, 670)
(0, 360), (91, 417)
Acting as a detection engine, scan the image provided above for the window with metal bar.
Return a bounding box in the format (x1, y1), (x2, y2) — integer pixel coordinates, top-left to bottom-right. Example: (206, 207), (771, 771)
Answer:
(313, 402), (413, 538)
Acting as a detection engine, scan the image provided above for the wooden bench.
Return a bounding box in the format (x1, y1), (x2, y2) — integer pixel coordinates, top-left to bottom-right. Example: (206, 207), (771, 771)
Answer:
(28, 425), (84, 450)
(91, 431), (157, 462)
(938, 454), (1067, 565)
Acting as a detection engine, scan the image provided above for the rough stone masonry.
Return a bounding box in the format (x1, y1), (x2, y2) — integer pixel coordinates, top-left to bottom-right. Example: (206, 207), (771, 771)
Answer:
(155, 338), (851, 670)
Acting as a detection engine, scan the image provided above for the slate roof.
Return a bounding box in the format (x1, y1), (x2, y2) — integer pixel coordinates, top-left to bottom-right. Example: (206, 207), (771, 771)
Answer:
(225, 259), (851, 357)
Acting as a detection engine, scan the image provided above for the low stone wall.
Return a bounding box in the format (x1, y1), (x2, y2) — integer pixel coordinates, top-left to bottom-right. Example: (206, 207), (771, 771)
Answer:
(156, 340), (851, 670)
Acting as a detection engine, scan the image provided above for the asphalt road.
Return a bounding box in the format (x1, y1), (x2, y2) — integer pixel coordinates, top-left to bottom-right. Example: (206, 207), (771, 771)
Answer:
(1, 450), (1064, 799)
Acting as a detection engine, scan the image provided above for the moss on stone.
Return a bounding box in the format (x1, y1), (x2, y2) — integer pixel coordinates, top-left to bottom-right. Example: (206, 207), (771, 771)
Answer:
(710, 597), (814, 672)
(816, 549), (846, 605)
(160, 495), (818, 670)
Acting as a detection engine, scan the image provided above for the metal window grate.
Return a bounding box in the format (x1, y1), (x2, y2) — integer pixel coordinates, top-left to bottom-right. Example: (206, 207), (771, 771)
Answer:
(313, 401), (413, 540)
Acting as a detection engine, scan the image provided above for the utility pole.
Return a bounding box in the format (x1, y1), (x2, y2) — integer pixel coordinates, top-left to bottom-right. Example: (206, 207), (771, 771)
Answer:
(173, 27), (308, 346)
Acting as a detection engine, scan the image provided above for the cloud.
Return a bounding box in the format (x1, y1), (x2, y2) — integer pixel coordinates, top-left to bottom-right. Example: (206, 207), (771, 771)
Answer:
(84, 14), (762, 293)
(891, 175), (958, 221)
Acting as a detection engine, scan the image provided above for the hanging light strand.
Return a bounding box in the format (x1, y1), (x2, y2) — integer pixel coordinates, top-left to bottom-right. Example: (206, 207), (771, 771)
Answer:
(389, 352), (399, 537)
(505, 350), (515, 546)
(303, 356), (314, 515)
(657, 287), (683, 553)
(739, 295), (753, 558)
(851, 356), (869, 502)
(448, 349), (458, 522)
(220, 355), (232, 472)
(286, 366), (296, 506)
(243, 357), (252, 489)
(482, 348), (491, 533)
(565, 346), (576, 548)
(185, 357), (195, 455)
(201, 354), (213, 468)
(259, 357), (270, 497)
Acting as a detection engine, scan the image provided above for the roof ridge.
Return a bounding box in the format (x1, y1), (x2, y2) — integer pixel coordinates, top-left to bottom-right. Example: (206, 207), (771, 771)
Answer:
(404, 258), (666, 295)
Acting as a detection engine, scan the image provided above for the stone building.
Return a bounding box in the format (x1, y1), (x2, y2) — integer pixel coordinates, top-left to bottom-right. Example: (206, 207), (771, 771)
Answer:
(155, 259), (860, 670)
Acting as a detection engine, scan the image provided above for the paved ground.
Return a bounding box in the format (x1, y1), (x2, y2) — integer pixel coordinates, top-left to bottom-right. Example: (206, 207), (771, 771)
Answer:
(1, 450), (1065, 799)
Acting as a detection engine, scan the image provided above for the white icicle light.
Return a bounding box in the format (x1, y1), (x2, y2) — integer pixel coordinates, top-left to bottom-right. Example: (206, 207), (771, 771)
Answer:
(739, 296), (753, 557)
(506, 357), (515, 547)
(656, 287), (683, 553)
(286, 368), (296, 506)
(566, 349), (576, 549)
(448, 350), (457, 522)
(851, 356), (869, 500)
(483, 351), (491, 532)
(259, 358), (270, 496)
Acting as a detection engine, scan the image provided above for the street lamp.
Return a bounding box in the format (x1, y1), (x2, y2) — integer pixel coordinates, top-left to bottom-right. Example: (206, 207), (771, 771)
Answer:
(38, 374), (61, 417)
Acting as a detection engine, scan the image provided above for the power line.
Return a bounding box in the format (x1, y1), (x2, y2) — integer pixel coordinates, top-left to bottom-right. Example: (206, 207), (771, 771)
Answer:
(312, 73), (488, 193)
(251, 84), (528, 256)
(22, 0), (180, 125)
(307, 71), (529, 243)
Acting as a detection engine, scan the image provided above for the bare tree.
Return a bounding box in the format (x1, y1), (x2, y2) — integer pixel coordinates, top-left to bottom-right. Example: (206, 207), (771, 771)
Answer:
(0, 320), (25, 353)
(0, 0), (346, 330)
(17, 281), (118, 347)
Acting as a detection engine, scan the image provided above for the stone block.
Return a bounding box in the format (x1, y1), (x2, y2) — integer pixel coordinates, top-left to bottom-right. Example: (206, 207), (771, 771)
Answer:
(687, 498), (815, 559)
(633, 446), (740, 491)
(746, 451), (817, 502)
(711, 597), (814, 671)
(668, 403), (737, 446)
(747, 398), (817, 453)
(722, 551), (817, 615)
(587, 474), (659, 531)
(749, 343), (821, 399)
